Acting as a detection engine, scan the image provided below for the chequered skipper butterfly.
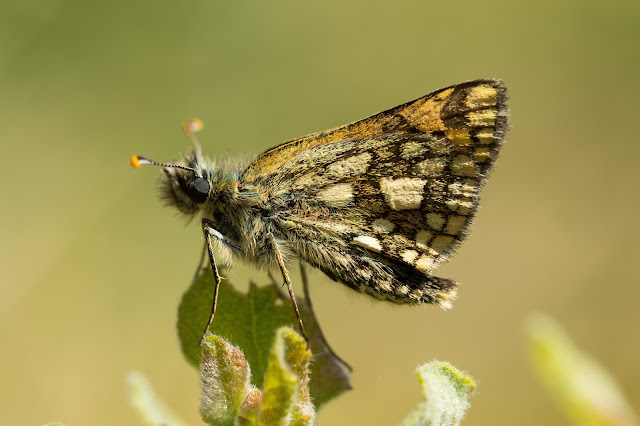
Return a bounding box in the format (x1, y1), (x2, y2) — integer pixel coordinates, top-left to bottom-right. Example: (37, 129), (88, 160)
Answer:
(132, 79), (508, 345)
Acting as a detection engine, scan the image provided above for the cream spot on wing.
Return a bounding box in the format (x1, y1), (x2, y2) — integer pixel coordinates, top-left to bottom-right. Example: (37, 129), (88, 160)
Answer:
(476, 128), (496, 144)
(326, 152), (371, 178)
(352, 235), (383, 253)
(378, 281), (393, 292)
(465, 85), (498, 109)
(402, 249), (419, 264)
(372, 218), (395, 234)
(450, 155), (478, 177)
(395, 285), (410, 296)
(400, 141), (426, 159)
(467, 108), (497, 127)
(317, 183), (353, 207)
(445, 196), (474, 214)
(445, 199), (459, 211)
(414, 157), (447, 176)
(431, 235), (455, 255)
(300, 219), (353, 235)
(415, 230), (432, 249)
(426, 213), (446, 231)
(294, 172), (325, 189)
(452, 197), (474, 215)
(379, 177), (426, 210)
(444, 215), (467, 235)
(416, 254), (435, 272)
(426, 139), (452, 155)
(448, 182), (474, 197)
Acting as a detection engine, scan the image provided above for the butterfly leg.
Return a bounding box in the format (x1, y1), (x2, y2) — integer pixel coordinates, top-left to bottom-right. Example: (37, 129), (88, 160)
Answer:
(199, 218), (231, 346)
(191, 242), (208, 284)
(268, 232), (310, 347)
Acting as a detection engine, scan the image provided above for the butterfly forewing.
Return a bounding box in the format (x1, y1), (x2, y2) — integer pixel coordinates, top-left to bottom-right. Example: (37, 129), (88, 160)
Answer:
(242, 79), (506, 182)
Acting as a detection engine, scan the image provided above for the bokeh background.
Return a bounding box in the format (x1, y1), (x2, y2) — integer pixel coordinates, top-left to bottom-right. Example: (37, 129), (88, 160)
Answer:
(1, 0), (639, 424)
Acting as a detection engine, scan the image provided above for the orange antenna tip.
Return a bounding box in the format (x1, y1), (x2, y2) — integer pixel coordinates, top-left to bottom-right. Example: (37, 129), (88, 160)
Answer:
(183, 118), (204, 135)
(129, 155), (199, 175)
(131, 155), (154, 168)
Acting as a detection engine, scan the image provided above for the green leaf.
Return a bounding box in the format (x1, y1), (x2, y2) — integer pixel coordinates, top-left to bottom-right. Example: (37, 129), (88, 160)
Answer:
(177, 273), (350, 410)
(258, 327), (311, 426)
(401, 361), (476, 426)
(526, 314), (638, 426)
(269, 327), (315, 426)
(198, 329), (314, 426)
(126, 370), (185, 426)
(178, 277), (292, 383)
(199, 335), (257, 426)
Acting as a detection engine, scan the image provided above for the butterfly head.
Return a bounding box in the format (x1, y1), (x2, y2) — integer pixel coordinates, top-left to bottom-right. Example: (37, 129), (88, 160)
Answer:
(131, 119), (212, 216)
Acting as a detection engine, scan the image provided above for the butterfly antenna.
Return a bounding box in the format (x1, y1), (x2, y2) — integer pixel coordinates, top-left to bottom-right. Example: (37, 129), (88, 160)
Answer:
(182, 118), (206, 170)
(131, 118), (206, 177)
(130, 155), (199, 176)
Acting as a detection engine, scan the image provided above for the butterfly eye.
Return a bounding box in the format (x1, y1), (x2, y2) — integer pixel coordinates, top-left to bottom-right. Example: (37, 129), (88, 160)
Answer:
(187, 177), (210, 203)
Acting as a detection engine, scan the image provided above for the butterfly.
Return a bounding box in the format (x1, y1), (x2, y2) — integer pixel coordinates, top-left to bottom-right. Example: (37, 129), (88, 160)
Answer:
(132, 79), (508, 345)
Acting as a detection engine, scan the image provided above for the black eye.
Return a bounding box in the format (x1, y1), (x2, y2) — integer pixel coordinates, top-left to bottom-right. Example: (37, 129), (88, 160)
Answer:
(187, 177), (210, 203)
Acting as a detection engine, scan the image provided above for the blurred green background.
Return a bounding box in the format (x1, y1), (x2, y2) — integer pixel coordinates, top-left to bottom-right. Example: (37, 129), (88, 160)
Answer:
(1, 0), (639, 424)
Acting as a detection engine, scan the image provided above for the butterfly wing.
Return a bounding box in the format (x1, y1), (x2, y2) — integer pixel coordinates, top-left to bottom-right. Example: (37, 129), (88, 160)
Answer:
(241, 79), (508, 305)
(243, 79), (506, 182)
